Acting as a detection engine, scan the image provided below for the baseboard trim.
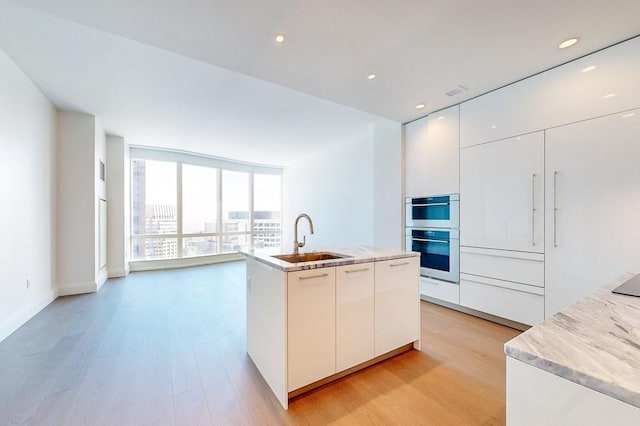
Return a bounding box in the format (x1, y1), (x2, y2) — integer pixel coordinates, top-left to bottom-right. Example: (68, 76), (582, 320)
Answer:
(0, 289), (57, 343)
(108, 267), (129, 278)
(57, 280), (97, 296)
(129, 252), (245, 272)
(96, 269), (108, 291)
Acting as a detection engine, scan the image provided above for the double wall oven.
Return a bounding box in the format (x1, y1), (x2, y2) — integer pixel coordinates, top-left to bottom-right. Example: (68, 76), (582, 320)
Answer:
(405, 194), (459, 283)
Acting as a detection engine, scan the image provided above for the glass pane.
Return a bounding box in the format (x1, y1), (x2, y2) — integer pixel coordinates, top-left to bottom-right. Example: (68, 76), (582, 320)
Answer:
(222, 170), (250, 234)
(131, 238), (178, 260)
(254, 174), (282, 248)
(254, 232), (281, 249)
(183, 164), (217, 234)
(131, 159), (177, 235)
(221, 234), (250, 253)
(183, 236), (218, 257)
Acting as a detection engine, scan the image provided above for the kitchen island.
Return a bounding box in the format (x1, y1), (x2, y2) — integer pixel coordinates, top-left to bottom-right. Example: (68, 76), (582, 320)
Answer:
(504, 271), (640, 425)
(243, 247), (420, 409)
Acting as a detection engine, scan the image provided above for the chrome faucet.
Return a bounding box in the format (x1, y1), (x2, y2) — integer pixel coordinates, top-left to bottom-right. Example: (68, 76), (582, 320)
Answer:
(293, 213), (314, 255)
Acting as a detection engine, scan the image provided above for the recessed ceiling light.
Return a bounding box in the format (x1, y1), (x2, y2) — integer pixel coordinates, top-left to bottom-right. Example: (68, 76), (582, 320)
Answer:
(622, 112), (635, 118)
(437, 116), (445, 120)
(603, 93), (617, 99)
(415, 103), (425, 110)
(367, 73), (377, 80)
(559, 38), (579, 49)
(491, 125), (497, 129)
(581, 65), (596, 73)
(275, 34), (286, 43)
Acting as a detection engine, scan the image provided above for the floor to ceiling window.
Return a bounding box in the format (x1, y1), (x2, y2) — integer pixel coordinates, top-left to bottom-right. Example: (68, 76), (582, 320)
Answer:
(130, 148), (281, 261)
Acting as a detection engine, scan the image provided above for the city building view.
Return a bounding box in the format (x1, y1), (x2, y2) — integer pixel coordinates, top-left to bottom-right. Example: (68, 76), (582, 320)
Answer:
(131, 159), (281, 260)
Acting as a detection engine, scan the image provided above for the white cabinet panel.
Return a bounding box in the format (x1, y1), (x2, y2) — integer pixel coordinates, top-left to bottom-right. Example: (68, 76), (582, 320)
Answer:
(374, 257), (420, 356)
(507, 357), (640, 425)
(460, 275), (544, 326)
(419, 276), (459, 304)
(336, 263), (375, 372)
(460, 37), (640, 147)
(287, 268), (336, 391)
(460, 132), (544, 253)
(545, 109), (640, 317)
(460, 247), (544, 287)
(405, 105), (459, 197)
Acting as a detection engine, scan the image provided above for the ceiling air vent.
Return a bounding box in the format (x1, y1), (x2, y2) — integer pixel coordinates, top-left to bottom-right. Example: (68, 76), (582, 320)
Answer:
(445, 85), (468, 97)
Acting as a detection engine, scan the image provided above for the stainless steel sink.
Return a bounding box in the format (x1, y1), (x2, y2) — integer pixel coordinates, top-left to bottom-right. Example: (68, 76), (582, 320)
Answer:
(271, 251), (350, 264)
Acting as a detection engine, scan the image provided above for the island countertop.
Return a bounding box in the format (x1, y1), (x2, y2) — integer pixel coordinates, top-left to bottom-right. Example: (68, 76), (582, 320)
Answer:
(242, 246), (419, 272)
(504, 271), (640, 409)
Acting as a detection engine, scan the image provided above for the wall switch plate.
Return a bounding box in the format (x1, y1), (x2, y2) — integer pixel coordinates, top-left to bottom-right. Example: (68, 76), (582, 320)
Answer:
(26, 278), (31, 289)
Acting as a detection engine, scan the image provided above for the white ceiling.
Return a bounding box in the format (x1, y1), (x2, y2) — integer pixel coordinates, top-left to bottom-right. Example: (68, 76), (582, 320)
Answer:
(1, 0), (639, 165)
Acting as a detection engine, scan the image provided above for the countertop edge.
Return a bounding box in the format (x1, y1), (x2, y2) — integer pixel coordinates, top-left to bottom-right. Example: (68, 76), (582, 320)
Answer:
(242, 247), (419, 272)
(504, 270), (640, 409)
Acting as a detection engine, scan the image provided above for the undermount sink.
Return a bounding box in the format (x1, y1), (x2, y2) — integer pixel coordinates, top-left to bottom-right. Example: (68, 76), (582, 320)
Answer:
(271, 251), (350, 264)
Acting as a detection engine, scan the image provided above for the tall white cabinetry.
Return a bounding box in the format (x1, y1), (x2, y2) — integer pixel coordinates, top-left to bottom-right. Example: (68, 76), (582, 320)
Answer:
(460, 132), (544, 252)
(545, 109), (640, 316)
(405, 105), (460, 197)
(459, 132), (545, 326)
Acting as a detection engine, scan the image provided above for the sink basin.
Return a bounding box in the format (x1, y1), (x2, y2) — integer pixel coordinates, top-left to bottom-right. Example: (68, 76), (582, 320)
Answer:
(271, 251), (350, 264)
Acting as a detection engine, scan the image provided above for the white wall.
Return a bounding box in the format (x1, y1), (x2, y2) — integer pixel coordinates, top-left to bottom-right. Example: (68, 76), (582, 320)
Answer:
(282, 132), (374, 251)
(0, 48), (57, 342)
(106, 135), (130, 277)
(373, 119), (402, 249)
(94, 119), (107, 287)
(56, 110), (101, 295)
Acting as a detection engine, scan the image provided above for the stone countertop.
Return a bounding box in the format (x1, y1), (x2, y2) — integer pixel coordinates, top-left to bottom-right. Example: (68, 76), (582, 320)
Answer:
(242, 246), (419, 272)
(504, 271), (640, 409)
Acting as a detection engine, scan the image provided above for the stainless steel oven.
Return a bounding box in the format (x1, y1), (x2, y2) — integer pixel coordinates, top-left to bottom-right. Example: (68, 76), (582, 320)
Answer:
(405, 227), (459, 283)
(405, 194), (459, 229)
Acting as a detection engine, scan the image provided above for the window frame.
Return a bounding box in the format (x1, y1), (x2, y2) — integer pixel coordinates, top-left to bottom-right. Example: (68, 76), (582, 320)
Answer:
(130, 146), (282, 261)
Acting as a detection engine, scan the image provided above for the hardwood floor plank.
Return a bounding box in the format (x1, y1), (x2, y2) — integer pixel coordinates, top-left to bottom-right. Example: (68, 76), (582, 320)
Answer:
(0, 261), (520, 425)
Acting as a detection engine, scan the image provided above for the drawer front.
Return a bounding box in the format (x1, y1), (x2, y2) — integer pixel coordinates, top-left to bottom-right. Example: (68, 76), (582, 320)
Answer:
(460, 276), (544, 326)
(460, 247), (544, 287)
(420, 277), (459, 305)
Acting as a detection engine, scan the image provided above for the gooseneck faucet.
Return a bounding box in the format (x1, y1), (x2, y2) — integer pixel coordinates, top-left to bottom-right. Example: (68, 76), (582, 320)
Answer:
(293, 213), (314, 255)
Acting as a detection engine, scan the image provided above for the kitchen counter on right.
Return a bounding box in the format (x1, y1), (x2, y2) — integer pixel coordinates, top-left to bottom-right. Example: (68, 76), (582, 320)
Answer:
(504, 271), (640, 425)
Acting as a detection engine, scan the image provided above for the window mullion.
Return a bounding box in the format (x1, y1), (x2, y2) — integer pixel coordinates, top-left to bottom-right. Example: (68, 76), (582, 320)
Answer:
(177, 162), (183, 258)
(217, 168), (223, 254)
(249, 172), (255, 249)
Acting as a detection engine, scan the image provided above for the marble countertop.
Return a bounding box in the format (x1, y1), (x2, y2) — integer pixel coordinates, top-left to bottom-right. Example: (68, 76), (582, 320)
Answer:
(505, 271), (640, 409)
(242, 246), (419, 272)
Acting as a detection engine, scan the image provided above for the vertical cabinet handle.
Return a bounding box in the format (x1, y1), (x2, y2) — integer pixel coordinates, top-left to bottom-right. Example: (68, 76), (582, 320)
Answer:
(553, 171), (558, 247)
(532, 173), (536, 246)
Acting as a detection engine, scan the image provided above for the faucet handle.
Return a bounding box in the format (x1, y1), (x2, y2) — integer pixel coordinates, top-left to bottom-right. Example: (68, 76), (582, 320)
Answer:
(298, 235), (306, 248)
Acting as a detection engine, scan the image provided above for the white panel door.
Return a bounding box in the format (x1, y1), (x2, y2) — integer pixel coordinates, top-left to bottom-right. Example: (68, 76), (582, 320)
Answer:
(374, 257), (420, 356)
(405, 105), (459, 197)
(287, 268), (336, 391)
(460, 132), (544, 253)
(335, 263), (374, 372)
(545, 109), (640, 317)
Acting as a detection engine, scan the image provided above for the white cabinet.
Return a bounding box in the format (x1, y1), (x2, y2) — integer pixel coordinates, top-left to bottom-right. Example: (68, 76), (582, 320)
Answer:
(420, 276), (459, 305)
(405, 105), (460, 197)
(374, 257), (420, 356)
(287, 268), (336, 391)
(460, 36), (640, 148)
(544, 109), (640, 317)
(336, 263), (375, 372)
(460, 274), (544, 326)
(460, 132), (544, 253)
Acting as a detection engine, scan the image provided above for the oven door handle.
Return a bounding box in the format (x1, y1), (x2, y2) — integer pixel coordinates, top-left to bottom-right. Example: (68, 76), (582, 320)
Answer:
(410, 203), (450, 207)
(412, 238), (450, 244)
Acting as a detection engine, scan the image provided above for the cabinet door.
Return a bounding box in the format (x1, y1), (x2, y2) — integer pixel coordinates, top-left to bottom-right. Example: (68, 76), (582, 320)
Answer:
(405, 105), (460, 197)
(374, 257), (420, 356)
(287, 268), (336, 391)
(460, 132), (544, 253)
(545, 109), (640, 317)
(336, 263), (374, 372)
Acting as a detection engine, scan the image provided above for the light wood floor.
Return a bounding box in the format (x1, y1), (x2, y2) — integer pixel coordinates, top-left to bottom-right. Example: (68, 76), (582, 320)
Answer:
(0, 261), (520, 425)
